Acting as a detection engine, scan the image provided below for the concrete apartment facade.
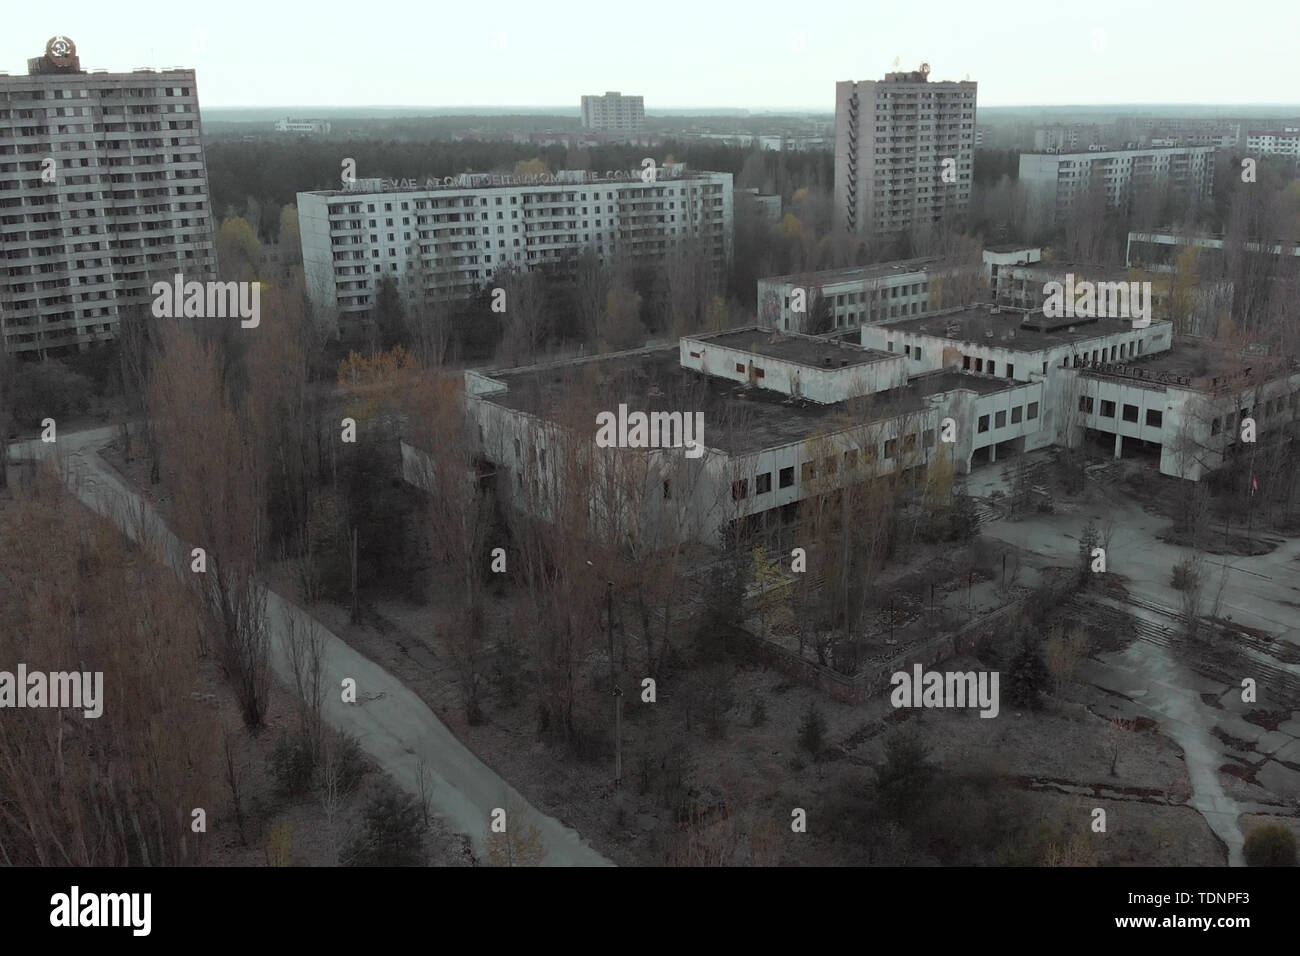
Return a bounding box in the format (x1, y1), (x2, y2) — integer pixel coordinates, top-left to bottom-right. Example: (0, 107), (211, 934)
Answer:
(833, 67), (977, 238)
(1019, 146), (1215, 229)
(297, 165), (732, 324)
(0, 37), (217, 358)
(757, 258), (936, 333)
(1245, 128), (1300, 164)
(580, 92), (644, 132)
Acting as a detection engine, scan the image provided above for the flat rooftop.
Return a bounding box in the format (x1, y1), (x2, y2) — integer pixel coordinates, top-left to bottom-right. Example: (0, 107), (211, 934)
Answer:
(479, 345), (1026, 456)
(1003, 260), (1133, 281)
(687, 328), (894, 370)
(760, 257), (937, 287)
(1080, 338), (1296, 392)
(884, 306), (1163, 350)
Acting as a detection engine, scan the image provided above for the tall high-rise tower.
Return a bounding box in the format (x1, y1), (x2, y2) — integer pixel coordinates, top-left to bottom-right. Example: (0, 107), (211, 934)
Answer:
(834, 66), (977, 239)
(0, 37), (217, 358)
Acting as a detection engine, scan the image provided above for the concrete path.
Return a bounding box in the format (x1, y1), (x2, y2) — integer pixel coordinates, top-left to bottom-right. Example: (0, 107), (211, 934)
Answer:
(8, 426), (613, 866)
(966, 459), (1300, 866)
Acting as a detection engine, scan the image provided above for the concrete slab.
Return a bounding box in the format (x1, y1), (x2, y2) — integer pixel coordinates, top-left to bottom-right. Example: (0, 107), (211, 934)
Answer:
(1214, 714), (1268, 744)
(1272, 738), (1300, 765)
(1218, 687), (1253, 713)
(1255, 760), (1300, 800)
(1225, 749), (1268, 767)
(1256, 731), (1296, 755)
(1277, 716), (1300, 738)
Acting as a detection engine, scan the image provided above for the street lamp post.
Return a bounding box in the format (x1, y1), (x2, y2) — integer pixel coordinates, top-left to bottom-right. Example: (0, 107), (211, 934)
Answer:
(605, 579), (622, 789)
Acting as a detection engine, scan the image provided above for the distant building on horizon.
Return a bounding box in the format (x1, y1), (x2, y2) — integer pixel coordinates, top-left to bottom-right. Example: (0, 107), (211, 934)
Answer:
(580, 91), (645, 133)
(833, 66), (977, 238)
(1245, 127), (1300, 164)
(0, 37), (217, 358)
(274, 117), (332, 134)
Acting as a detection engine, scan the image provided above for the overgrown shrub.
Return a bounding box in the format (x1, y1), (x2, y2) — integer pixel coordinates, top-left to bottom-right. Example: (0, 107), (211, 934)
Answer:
(797, 702), (827, 757)
(874, 726), (936, 820)
(1243, 823), (1297, 866)
(345, 780), (427, 866)
(269, 733), (315, 797)
(1171, 558), (1201, 591)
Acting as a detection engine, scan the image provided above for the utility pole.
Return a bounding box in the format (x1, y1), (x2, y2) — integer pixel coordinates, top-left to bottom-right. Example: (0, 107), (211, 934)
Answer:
(606, 580), (622, 789)
(350, 527), (359, 624)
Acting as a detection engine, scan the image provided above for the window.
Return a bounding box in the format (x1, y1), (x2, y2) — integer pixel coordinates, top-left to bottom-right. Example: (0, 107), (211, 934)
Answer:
(801, 461), (816, 482)
(887, 341), (894, 352)
(735, 363), (745, 373)
(963, 355), (971, 370)
(904, 345), (911, 357)
(884, 438), (898, 459)
(975, 358), (984, 372)
(1078, 396), (1094, 414)
(1122, 404), (1139, 423)
(755, 472), (772, 495)
(1006, 364), (1014, 378)
(732, 479), (748, 501)
(514, 438), (521, 459)
(779, 466), (794, 488)
(754, 367), (765, 379)
(1011, 406), (1022, 424)
(1211, 417), (1221, 436)
(1028, 402), (1039, 420)
(988, 361), (996, 376)
(995, 410), (1006, 428)
(1100, 400), (1115, 418)
(978, 415), (989, 433)
(923, 428), (935, 448)
(1146, 409), (1163, 428)
(844, 449), (859, 470)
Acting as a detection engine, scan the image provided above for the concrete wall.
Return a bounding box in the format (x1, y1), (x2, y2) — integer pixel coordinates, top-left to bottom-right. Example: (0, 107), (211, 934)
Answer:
(679, 337), (907, 403)
(757, 270), (931, 332)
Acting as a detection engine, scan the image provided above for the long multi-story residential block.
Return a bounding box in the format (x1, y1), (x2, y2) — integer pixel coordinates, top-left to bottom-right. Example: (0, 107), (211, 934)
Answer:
(1019, 146), (1215, 228)
(0, 37), (216, 358)
(1033, 124), (1109, 152)
(1245, 127), (1300, 163)
(580, 91), (644, 132)
(297, 164), (732, 323)
(834, 66), (977, 238)
(1126, 231), (1300, 272)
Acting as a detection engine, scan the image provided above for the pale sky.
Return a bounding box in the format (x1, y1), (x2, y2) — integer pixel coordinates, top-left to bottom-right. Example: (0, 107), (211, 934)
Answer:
(4, 0), (1297, 111)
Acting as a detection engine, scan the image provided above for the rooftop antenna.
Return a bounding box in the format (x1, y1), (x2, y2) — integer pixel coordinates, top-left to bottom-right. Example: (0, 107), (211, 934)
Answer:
(892, 56), (901, 69)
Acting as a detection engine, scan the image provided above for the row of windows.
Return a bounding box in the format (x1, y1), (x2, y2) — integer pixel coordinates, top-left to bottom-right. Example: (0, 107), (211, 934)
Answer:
(1078, 396), (1161, 427)
(729, 433), (943, 501)
(977, 403), (1039, 433)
